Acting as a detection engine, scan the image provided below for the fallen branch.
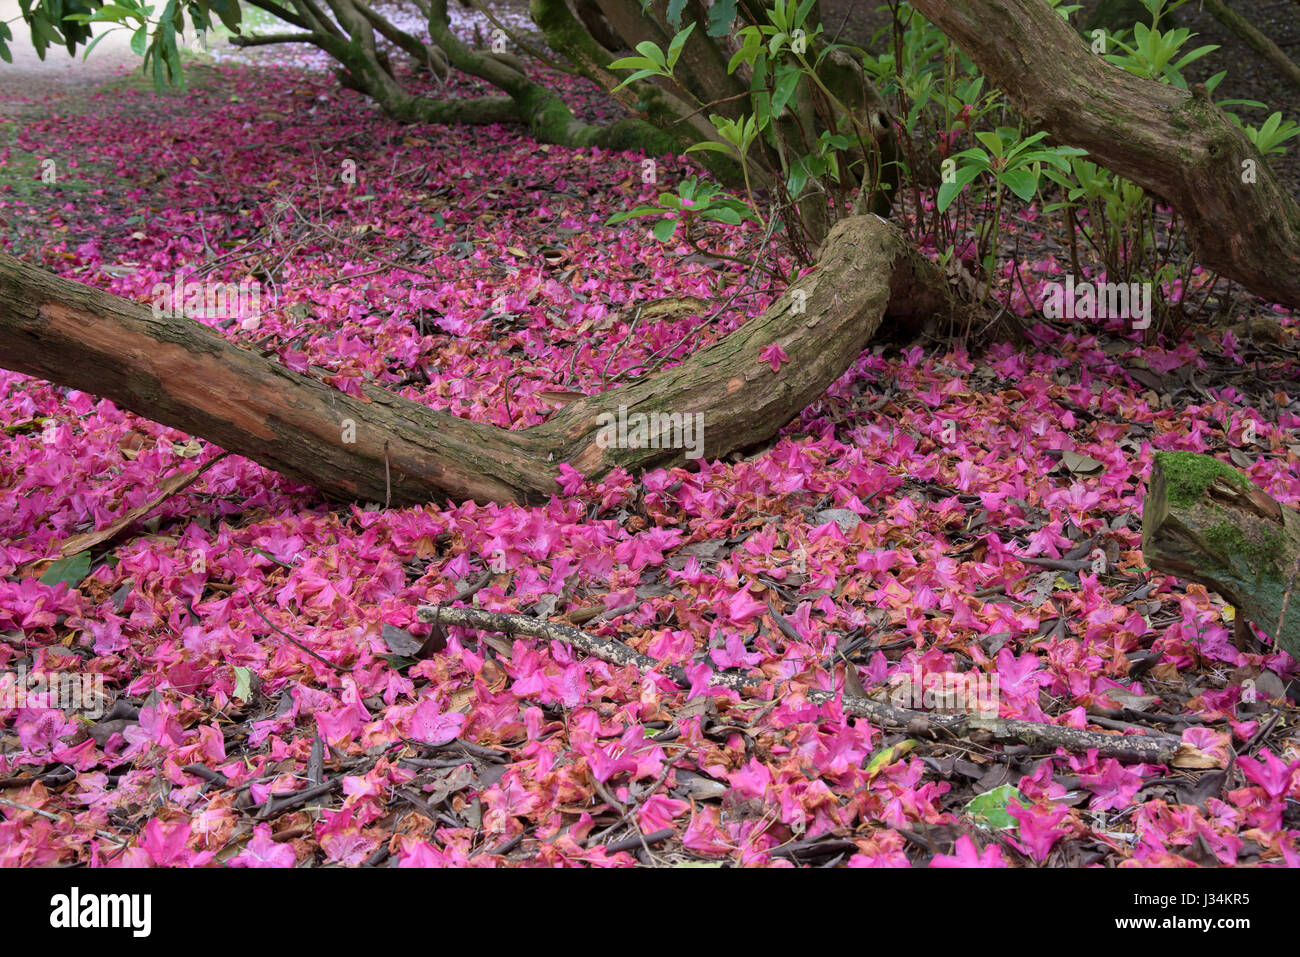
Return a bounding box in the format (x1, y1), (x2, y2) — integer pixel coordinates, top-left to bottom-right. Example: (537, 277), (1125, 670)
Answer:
(601, 827), (674, 855)
(255, 778), (343, 820)
(18, 451), (230, 576)
(417, 604), (1182, 763)
(770, 836), (860, 861)
(248, 597), (354, 673)
(0, 796), (126, 846)
(0, 216), (948, 505)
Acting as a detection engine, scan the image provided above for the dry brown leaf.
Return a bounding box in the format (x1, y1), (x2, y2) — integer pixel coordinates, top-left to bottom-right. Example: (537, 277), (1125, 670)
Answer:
(1172, 742), (1225, 769)
(448, 686), (475, 713)
(637, 295), (711, 321)
(537, 390), (587, 407)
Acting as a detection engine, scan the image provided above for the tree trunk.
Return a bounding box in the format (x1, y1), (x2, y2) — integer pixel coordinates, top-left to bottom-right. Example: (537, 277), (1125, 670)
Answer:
(0, 217), (950, 507)
(909, 0), (1300, 309)
(421, 0), (689, 157)
(572, 0), (622, 52)
(527, 0), (734, 171)
(1142, 451), (1300, 659)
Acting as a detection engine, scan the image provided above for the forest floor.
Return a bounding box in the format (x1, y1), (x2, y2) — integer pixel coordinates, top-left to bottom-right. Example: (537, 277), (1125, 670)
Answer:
(0, 3), (1298, 867)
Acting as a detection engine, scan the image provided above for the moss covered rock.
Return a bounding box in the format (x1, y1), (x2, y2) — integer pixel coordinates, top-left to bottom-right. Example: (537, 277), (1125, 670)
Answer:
(1143, 451), (1300, 659)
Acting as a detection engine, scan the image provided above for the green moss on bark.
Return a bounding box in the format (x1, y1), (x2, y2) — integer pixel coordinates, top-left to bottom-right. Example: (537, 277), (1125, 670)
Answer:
(1205, 520), (1285, 577)
(1154, 450), (1255, 508)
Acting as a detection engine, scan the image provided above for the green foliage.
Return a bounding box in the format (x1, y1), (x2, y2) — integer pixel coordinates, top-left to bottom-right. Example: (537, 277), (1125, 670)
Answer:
(939, 129), (1085, 212)
(609, 23), (696, 90)
(1043, 154), (1151, 277)
(651, 0), (735, 34)
(930, 128), (1085, 306)
(604, 176), (759, 243)
(1101, 20), (1218, 89)
(610, 0), (901, 259)
(9, 0), (96, 61)
(964, 784), (1028, 830)
(15, 0), (1285, 328)
(1049, 0), (1083, 19)
(856, 0), (1286, 329)
(1234, 112), (1300, 157)
(38, 551), (93, 588)
(1039, 0), (1295, 332)
(686, 113), (759, 163)
(864, 8), (989, 235)
(706, 0), (737, 37)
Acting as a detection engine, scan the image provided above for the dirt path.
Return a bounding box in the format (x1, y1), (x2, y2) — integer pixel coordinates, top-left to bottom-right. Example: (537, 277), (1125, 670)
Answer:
(0, 0), (142, 115)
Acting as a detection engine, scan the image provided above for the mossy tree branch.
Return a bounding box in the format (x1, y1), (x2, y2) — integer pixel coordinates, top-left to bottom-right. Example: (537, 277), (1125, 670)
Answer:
(423, 0), (686, 154)
(354, 0), (449, 77)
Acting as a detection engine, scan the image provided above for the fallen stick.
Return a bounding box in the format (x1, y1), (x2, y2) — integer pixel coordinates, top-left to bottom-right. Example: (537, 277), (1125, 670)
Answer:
(18, 451), (230, 576)
(602, 828), (674, 855)
(417, 605), (1182, 764)
(255, 778), (342, 821)
(0, 796), (126, 846)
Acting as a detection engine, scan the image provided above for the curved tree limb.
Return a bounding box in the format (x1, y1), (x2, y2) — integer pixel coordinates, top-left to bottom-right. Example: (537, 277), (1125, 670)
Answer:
(0, 216), (949, 506)
(287, 0), (349, 41)
(230, 32), (322, 47)
(354, 0), (450, 78)
(463, 0), (574, 75)
(243, 0), (314, 30)
(421, 0), (687, 154)
(528, 0), (721, 141)
(290, 0), (522, 125)
(526, 0), (741, 184)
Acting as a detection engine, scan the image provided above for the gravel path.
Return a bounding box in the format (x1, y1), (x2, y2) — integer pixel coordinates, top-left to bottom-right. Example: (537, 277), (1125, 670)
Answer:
(0, 0), (143, 115)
